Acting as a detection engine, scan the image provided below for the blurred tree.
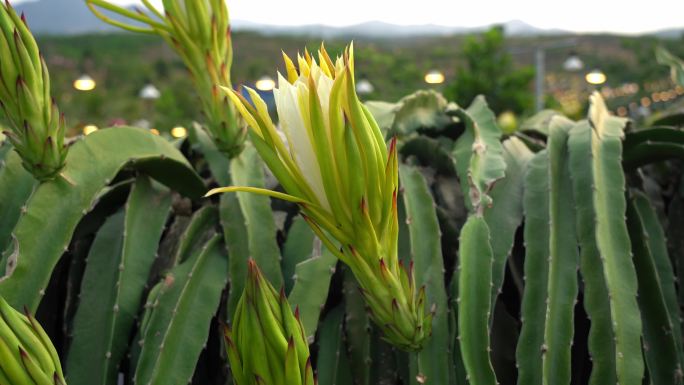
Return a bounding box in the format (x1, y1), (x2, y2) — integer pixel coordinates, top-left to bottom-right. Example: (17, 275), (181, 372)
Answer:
(445, 26), (534, 114)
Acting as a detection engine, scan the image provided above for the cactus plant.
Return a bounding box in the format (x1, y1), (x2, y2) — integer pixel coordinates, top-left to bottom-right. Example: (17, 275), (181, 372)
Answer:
(0, 3), (683, 385)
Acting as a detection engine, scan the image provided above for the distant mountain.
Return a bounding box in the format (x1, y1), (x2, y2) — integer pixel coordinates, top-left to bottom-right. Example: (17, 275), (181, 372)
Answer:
(15, 0), (117, 34)
(231, 19), (568, 38)
(13, 0), (681, 38)
(653, 27), (684, 39)
(501, 20), (569, 36)
(230, 20), (472, 38)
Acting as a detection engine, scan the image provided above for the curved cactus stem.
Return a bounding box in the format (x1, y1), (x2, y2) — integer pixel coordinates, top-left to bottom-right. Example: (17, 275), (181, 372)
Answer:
(66, 176), (172, 385)
(588, 93), (644, 385)
(316, 305), (352, 385)
(288, 245), (337, 342)
(342, 267), (371, 385)
(485, 137), (532, 313)
(129, 206), (218, 378)
(542, 117), (579, 385)
(224, 145), (282, 318)
(72, 180), (133, 241)
(64, 210), (125, 383)
(452, 95), (506, 213)
(458, 215), (497, 385)
(399, 163), (449, 385)
(0, 127), (205, 311)
(448, 277), (469, 385)
(282, 216), (316, 294)
(568, 120), (617, 385)
(623, 127), (684, 151)
(189, 123), (230, 185)
(0, 151), (36, 256)
(134, 234), (228, 385)
(622, 142), (684, 170)
(516, 150), (550, 385)
(627, 190), (684, 385)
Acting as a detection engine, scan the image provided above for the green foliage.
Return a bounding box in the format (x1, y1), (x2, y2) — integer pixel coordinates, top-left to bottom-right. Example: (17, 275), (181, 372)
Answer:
(445, 27), (535, 115)
(0, 127), (204, 311)
(399, 164), (449, 384)
(568, 120), (616, 385)
(656, 47), (684, 87)
(66, 176), (171, 385)
(516, 150), (550, 385)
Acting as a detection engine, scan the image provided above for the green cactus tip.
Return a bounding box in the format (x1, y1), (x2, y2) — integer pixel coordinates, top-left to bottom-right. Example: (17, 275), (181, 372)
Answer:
(224, 259), (316, 385)
(0, 0), (68, 181)
(0, 296), (67, 385)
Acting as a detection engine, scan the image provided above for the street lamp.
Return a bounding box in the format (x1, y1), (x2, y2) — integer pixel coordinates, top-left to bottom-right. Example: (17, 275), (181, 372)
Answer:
(585, 69), (607, 85)
(533, 39), (583, 112)
(424, 70), (445, 85)
(356, 78), (374, 95)
(255, 76), (276, 92)
(563, 51), (584, 72)
(73, 74), (96, 91)
(139, 84), (161, 100)
(171, 126), (188, 138)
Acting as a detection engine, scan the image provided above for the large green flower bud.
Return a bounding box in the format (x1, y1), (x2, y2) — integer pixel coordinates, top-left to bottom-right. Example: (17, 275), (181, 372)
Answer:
(0, 296), (67, 385)
(0, 1), (67, 181)
(86, 0), (245, 158)
(208, 44), (433, 351)
(225, 260), (315, 385)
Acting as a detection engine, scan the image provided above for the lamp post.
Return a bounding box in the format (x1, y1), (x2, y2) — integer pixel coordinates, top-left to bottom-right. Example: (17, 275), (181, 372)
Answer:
(533, 40), (583, 112)
(424, 70), (445, 85)
(585, 69), (607, 86)
(139, 83), (161, 100)
(255, 76), (276, 92)
(73, 74), (96, 92)
(356, 78), (375, 95)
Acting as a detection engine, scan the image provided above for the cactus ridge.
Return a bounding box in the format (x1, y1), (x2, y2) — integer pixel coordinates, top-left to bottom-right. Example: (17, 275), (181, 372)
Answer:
(516, 150), (550, 385)
(541, 117), (579, 385)
(568, 120), (617, 385)
(66, 176), (171, 385)
(627, 191), (684, 385)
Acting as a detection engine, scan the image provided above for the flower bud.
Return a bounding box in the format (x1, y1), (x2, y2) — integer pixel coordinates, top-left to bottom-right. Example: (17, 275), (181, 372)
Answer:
(209, 44), (433, 351)
(0, 296), (67, 385)
(225, 259), (315, 385)
(0, 1), (67, 180)
(86, 0), (245, 157)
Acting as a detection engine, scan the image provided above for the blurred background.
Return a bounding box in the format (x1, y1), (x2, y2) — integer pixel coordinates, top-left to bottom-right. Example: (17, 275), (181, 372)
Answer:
(3, 0), (684, 137)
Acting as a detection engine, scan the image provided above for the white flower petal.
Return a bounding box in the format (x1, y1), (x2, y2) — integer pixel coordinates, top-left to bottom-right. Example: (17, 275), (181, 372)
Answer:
(274, 74), (330, 211)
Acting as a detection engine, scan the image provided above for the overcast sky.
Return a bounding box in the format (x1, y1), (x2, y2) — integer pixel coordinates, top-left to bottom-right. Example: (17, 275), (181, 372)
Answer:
(13, 0), (684, 34)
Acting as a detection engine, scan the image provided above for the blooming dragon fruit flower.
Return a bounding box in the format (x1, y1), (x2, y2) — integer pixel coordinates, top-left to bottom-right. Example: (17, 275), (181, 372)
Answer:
(209, 44), (432, 351)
